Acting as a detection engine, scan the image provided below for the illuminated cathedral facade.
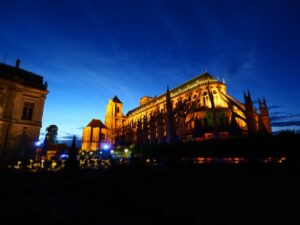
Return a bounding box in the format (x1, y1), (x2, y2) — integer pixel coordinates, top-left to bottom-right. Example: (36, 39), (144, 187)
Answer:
(81, 72), (271, 151)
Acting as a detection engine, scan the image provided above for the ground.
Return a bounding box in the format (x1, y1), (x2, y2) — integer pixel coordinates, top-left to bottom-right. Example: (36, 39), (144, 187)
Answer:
(0, 164), (298, 225)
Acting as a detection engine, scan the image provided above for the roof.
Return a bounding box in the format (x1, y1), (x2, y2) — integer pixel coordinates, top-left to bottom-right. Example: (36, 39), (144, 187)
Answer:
(87, 119), (107, 128)
(0, 63), (47, 90)
(127, 72), (221, 116)
(173, 72), (217, 90)
(140, 96), (153, 99)
(112, 95), (122, 104)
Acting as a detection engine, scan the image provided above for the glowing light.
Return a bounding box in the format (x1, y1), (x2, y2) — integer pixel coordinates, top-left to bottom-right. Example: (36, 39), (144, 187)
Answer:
(124, 148), (128, 153)
(35, 141), (41, 146)
(103, 143), (110, 150)
(110, 150), (114, 154)
(14, 161), (22, 169)
(278, 157), (286, 164)
(51, 161), (57, 169)
(60, 154), (68, 160)
(41, 159), (45, 168)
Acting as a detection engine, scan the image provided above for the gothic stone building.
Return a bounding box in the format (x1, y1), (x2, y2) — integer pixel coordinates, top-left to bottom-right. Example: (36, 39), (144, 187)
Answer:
(0, 60), (48, 161)
(81, 119), (109, 151)
(82, 72), (271, 150)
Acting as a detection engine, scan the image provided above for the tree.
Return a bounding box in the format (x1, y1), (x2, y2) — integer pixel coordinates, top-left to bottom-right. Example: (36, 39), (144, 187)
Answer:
(65, 135), (79, 173)
(46, 125), (58, 145)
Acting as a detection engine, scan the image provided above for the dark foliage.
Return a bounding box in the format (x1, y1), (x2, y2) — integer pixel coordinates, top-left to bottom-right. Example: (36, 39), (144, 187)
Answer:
(45, 124), (58, 145)
(0, 164), (298, 225)
(135, 132), (300, 166)
(64, 136), (79, 173)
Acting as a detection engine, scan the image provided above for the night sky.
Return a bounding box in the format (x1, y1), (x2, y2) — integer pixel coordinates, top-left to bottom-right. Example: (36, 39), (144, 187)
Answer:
(1, 0), (300, 142)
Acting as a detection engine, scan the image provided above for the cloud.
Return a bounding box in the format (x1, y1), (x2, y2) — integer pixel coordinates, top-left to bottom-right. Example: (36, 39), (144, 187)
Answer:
(270, 112), (300, 122)
(59, 134), (82, 147)
(270, 111), (300, 127)
(59, 139), (82, 148)
(268, 105), (282, 110)
(61, 133), (81, 140)
(215, 49), (257, 82)
(271, 121), (300, 127)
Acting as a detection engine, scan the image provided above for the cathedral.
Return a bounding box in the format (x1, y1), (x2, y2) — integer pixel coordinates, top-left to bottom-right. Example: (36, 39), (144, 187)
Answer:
(81, 72), (271, 151)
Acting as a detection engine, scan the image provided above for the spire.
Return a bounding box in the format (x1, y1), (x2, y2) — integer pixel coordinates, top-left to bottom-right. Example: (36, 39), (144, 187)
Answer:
(258, 97), (271, 133)
(112, 95), (122, 104)
(166, 85), (171, 108)
(166, 85), (176, 144)
(65, 135), (78, 172)
(247, 90), (252, 100)
(208, 91), (219, 139)
(71, 135), (76, 149)
(244, 90), (253, 105)
(258, 97), (267, 109)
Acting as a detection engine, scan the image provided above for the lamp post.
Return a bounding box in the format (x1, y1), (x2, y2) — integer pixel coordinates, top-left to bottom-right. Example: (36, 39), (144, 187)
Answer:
(124, 148), (128, 158)
(34, 141), (42, 161)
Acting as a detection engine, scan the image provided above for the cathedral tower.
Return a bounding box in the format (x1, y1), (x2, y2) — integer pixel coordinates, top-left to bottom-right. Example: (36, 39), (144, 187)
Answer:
(105, 96), (126, 144)
(165, 86), (176, 144)
(258, 98), (272, 133)
(244, 90), (258, 134)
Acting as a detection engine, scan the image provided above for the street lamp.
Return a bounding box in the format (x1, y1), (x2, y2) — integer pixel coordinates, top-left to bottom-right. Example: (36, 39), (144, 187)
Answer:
(35, 141), (42, 161)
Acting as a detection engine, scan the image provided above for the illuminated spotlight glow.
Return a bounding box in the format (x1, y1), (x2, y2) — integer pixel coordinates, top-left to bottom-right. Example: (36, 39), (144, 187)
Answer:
(60, 154), (69, 159)
(35, 141), (41, 146)
(110, 150), (114, 154)
(103, 143), (110, 150)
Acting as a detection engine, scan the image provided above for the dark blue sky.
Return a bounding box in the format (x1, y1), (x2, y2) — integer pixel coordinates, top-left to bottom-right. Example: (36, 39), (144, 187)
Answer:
(1, 0), (300, 141)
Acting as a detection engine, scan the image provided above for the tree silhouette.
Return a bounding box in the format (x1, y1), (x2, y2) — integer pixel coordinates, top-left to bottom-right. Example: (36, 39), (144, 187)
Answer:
(46, 124), (58, 145)
(192, 118), (204, 138)
(65, 135), (79, 172)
